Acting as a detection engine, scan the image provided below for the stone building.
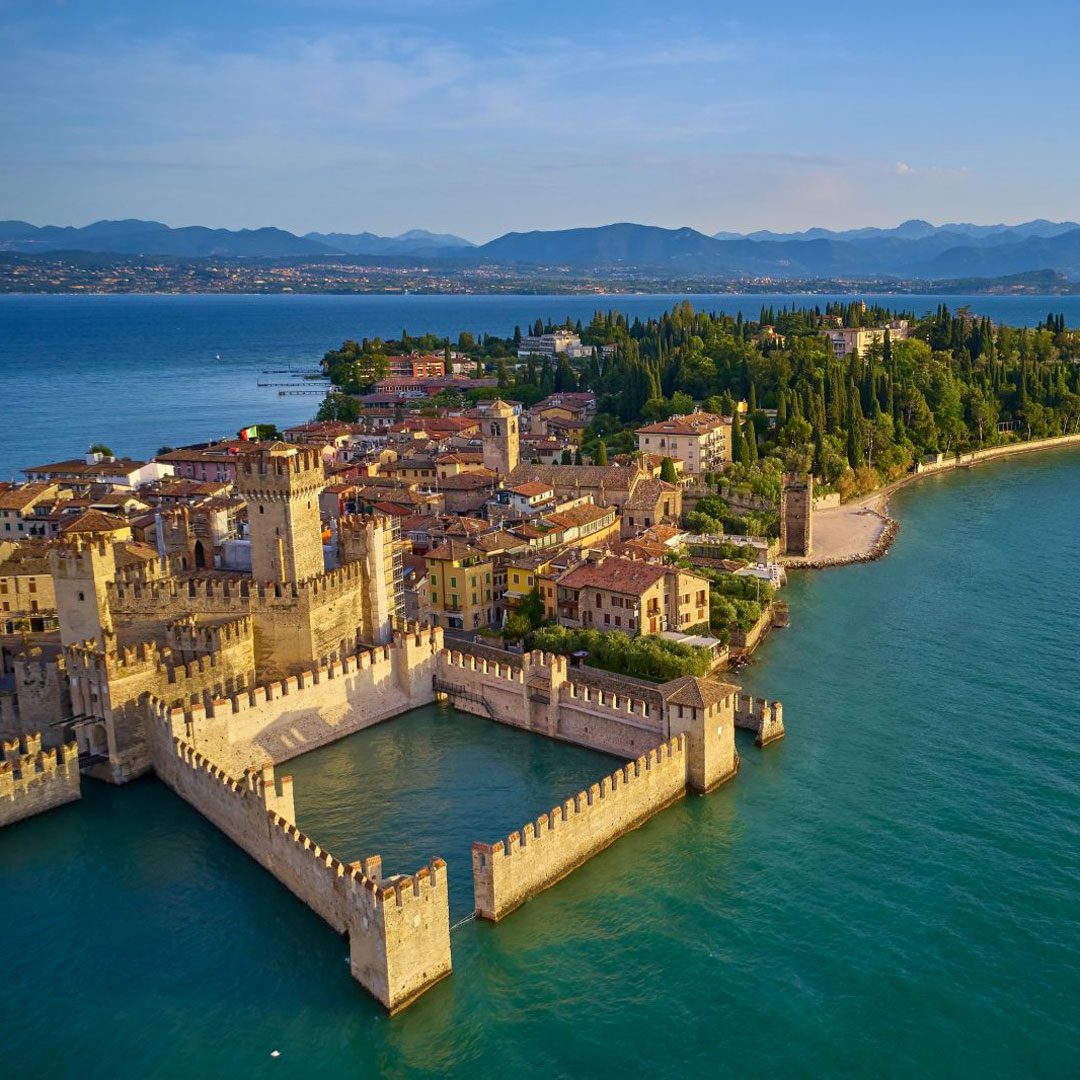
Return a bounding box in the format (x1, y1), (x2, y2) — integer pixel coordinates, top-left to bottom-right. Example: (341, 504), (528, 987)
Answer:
(480, 398), (520, 475)
(541, 554), (709, 636)
(780, 473), (813, 557)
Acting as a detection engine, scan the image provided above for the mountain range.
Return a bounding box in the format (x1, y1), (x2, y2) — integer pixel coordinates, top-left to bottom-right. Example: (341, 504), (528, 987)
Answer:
(4, 217), (1080, 280)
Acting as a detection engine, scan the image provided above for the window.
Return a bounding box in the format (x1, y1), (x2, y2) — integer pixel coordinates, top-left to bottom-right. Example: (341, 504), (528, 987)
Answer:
(604, 613), (610, 625)
(78, 592), (85, 601)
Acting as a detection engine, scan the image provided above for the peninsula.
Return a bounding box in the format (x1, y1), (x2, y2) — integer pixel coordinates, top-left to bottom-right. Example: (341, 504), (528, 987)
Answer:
(3, 296), (1078, 1017)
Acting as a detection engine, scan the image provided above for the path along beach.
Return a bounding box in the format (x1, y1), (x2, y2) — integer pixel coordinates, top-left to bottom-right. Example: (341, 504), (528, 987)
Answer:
(782, 431), (1080, 570)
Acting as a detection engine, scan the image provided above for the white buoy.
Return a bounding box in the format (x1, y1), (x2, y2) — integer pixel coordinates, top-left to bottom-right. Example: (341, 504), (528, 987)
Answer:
(271, 1050), (281, 1058)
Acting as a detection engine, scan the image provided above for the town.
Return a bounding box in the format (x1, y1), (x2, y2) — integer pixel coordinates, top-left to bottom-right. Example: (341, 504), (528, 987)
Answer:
(5, 298), (1078, 1014)
(0, 328), (806, 1013)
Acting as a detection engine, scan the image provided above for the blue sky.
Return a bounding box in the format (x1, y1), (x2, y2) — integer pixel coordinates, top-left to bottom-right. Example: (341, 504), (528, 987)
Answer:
(2, 0), (1077, 240)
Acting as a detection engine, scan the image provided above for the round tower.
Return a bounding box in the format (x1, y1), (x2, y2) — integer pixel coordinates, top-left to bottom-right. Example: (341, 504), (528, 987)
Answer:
(235, 443), (326, 584)
(481, 398), (520, 475)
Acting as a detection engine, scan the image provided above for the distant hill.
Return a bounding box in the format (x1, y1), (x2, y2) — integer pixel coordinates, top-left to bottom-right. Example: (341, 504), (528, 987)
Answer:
(304, 229), (475, 256)
(470, 221), (1080, 279)
(4, 217), (1080, 280)
(0, 219), (334, 257)
(721, 218), (1080, 244)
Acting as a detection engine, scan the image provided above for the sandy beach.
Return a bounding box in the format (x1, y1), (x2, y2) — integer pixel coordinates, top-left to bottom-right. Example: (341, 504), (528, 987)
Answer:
(782, 431), (1080, 570)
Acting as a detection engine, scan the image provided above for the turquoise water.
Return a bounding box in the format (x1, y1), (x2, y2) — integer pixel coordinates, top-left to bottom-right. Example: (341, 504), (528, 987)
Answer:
(2, 292), (1078, 479)
(2, 448), (1078, 1077)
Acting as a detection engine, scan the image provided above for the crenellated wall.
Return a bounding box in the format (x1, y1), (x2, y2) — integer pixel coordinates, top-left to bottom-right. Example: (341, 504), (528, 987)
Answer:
(108, 561), (379, 676)
(0, 733), (81, 829)
(436, 649), (663, 759)
(161, 625), (443, 774)
(5, 653), (72, 738)
(147, 707), (451, 1013)
(734, 693), (785, 746)
(472, 736), (688, 920)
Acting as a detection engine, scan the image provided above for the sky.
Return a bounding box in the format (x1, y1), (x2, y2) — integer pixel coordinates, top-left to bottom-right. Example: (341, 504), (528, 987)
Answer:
(2, 0), (1078, 241)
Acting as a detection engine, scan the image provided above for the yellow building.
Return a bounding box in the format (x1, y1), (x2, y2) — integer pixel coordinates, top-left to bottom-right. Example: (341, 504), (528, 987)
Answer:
(426, 540), (495, 631)
(503, 551), (554, 610)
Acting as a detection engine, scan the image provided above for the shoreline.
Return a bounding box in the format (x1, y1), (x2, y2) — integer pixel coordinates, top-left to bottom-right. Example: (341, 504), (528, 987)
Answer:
(783, 431), (1080, 571)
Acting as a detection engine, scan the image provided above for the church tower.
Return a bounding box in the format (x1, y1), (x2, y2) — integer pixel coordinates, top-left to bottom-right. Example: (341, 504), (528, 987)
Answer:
(235, 444), (326, 584)
(481, 398), (519, 475)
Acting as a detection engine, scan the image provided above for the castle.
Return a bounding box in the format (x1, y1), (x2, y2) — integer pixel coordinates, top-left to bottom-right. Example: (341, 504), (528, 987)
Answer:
(0, 440), (786, 1016)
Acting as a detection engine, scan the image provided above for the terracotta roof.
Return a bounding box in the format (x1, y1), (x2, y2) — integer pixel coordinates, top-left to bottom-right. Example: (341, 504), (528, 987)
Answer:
(431, 472), (498, 490)
(558, 557), (667, 595)
(0, 483), (55, 510)
(662, 676), (739, 709)
(58, 510), (130, 534)
(505, 463), (639, 491)
(635, 412), (730, 436)
(545, 504), (612, 529)
(426, 539), (491, 563)
(511, 481), (554, 497)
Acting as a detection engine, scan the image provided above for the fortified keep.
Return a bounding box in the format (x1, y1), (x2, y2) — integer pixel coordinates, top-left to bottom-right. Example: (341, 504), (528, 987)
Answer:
(234, 443), (327, 584)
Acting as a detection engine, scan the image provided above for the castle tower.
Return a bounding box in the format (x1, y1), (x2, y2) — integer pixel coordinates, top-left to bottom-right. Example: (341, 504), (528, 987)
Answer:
(157, 506), (196, 569)
(662, 676), (738, 792)
(481, 398), (519, 475)
(780, 473), (813, 557)
(49, 537), (116, 649)
(338, 513), (403, 645)
(235, 444), (326, 584)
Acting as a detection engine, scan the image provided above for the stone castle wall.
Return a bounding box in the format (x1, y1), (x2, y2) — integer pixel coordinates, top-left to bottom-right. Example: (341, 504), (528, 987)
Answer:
(472, 736), (688, 920)
(108, 562), (376, 677)
(65, 633), (259, 782)
(436, 649), (663, 760)
(165, 626), (442, 774)
(147, 708), (451, 1012)
(0, 734), (81, 829)
(734, 693), (785, 746)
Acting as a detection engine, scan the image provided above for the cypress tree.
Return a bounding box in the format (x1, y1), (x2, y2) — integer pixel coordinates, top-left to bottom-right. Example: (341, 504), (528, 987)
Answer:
(730, 411), (744, 465)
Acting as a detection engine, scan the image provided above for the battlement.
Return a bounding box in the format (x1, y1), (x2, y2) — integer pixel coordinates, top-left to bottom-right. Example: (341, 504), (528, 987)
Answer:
(339, 511), (397, 535)
(48, 537), (115, 578)
(0, 733), (81, 828)
(734, 693), (785, 747)
(561, 679), (654, 720)
(148, 706), (450, 1011)
(166, 614), (253, 656)
(441, 649), (526, 684)
(234, 444), (325, 497)
(472, 735), (688, 920)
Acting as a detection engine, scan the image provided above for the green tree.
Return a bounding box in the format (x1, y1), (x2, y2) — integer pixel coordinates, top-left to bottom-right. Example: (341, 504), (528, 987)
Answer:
(660, 457), (678, 483)
(595, 439), (608, 465)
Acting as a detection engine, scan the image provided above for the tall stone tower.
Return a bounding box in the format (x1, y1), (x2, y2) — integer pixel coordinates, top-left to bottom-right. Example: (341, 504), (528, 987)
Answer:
(338, 513), (404, 644)
(235, 443), (326, 584)
(780, 473), (813, 557)
(481, 398), (519, 475)
(663, 676), (738, 792)
(50, 537), (116, 648)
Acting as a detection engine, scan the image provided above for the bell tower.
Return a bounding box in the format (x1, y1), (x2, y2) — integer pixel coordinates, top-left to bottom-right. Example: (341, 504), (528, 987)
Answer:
(481, 398), (519, 475)
(235, 443), (326, 583)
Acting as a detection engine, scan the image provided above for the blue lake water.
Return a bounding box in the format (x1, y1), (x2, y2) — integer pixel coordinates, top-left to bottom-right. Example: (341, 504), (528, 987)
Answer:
(2, 291), (1078, 479)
